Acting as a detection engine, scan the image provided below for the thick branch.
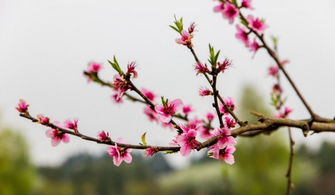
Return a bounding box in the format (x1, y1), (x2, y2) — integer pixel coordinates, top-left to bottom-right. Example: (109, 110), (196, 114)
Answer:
(19, 111), (334, 153)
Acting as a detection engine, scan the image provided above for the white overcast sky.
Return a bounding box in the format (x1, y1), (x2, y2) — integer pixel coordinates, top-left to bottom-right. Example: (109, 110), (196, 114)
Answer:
(1, 0), (334, 167)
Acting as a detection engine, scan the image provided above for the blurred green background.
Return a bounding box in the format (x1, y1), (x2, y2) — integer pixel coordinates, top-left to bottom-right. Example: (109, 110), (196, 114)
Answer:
(1, 85), (334, 195)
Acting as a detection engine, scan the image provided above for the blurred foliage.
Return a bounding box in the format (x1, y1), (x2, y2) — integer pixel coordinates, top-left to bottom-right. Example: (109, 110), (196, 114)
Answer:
(0, 128), (36, 195)
(226, 84), (289, 194)
(35, 152), (172, 195)
(159, 161), (228, 195)
(294, 142), (335, 195)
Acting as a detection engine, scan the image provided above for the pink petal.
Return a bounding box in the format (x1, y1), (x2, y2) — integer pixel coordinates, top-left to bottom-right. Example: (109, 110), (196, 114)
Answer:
(62, 134), (70, 143)
(224, 153), (235, 165)
(45, 129), (54, 138)
(180, 145), (191, 156)
(51, 137), (61, 147)
(123, 153), (133, 163)
(113, 157), (122, 167)
(170, 99), (183, 111)
(159, 114), (172, 123)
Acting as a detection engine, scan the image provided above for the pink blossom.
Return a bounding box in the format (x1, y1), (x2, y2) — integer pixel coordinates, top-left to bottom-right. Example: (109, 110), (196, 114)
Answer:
(208, 145), (236, 165)
(199, 126), (213, 139)
(195, 63), (209, 75)
(155, 99), (183, 123)
(219, 97), (235, 115)
(225, 117), (236, 128)
(161, 121), (174, 129)
(16, 99), (29, 113)
(176, 30), (193, 47)
(98, 131), (110, 142)
(126, 62), (138, 78)
(218, 58), (232, 73)
(188, 22), (196, 34)
(87, 62), (102, 73)
(142, 88), (156, 102)
(64, 119), (78, 133)
(186, 117), (203, 130)
(112, 75), (129, 102)
(277, 107), (293, 118)
(144, 106), (159, 122)
(113, 75), (129, 94)
(247, 15), (268, 35)
(268, 65), (279, 77)
(250, 38), (260, 54)
(222, 3), (239, 24)
(45, 128), (70, 147)
(272, 84), (283, 95)
(199, 88), (213, 96)
(212, 127), (237, 148)
(145, 147), (158, 157)
(241, 0), (253, 9)
(206, 112), (215, 121)
(108, 138), (133, 166)
(175, 130), (200, 156)
(235, 25), (250, 47)
(182, 105), (193, 115)
(112, 93), (123, 103)
(213, 2), (225, 13)
(37, 114), (50, 125)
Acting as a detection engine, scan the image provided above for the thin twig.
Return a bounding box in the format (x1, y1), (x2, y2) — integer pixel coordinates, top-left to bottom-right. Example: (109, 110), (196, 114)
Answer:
(188, 47), (245, 126)
(286, 127), (295, 195)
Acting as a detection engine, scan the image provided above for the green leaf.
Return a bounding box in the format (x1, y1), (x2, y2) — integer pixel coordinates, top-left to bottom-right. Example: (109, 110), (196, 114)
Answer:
(169, 25), (179, 33)
(170, 16), (184, 34)
(232, 0), (238, 7)
(208, 44), (220, 67)
(271, 36), (279, 49)
(240, 17), (248, 27)
(108, 56), (124, 75)
(164, 150), (177, 154)
(141, 132), (147, 146)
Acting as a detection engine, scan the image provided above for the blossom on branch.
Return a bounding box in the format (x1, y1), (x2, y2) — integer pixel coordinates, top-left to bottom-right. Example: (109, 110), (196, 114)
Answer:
(199, 88), (213, 96)
(141, 88), (156, 102)
(219, 97), (235, 115)
(247, 15), (268, 35)
(182, 105), (193, 115)
(208, 145), (236, 165)
(108, 138), (133, 166)
(195, 63), (209, 75)
(126, 62), (138, 78)
(64, 119), (78, 133)
(175, 127), (200, 156)
(87, 62), (102, 74)
(98, 131), (110, 142)
(176, 30), (193, 47)
(235, 24), (250, 47)
(16, 99), (29, 113)
(37, 114), (50, 125)
(145, 147), (158, 157)
(45, 127), (70, 147)
(241, 0), (253, 9)
(144, 106), (159, 122)
(212, 127), (237, 149)
(155, 99), (183, 123)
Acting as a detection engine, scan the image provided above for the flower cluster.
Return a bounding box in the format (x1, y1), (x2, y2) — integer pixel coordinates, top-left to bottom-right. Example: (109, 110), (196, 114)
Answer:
(171, 17), (196, 48)
(208, 127), (237, 164)
(213, 0), (268, 55)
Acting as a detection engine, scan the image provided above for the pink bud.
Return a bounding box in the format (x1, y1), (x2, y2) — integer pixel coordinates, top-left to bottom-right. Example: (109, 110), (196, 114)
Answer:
(16, 99), (29, 113)
(37, 114), (50, 125)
